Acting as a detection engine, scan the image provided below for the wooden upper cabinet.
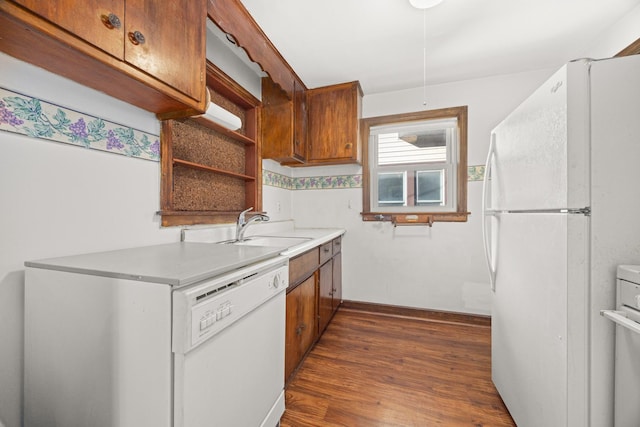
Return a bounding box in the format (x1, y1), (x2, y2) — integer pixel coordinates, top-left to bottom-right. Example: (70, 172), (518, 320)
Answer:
(124, 0), (204, 101)
(261, 76), (307, 164)
(306, 81), (363, 165)
(293, 78), (308, 160)
(1, 0), (207, 116)
(12, 0), (125, 58)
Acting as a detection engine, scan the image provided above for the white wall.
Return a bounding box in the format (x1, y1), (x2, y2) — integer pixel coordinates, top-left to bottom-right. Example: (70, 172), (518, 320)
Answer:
(581, 3), (640, 59)
(285, 6), (640, 317)
(289, 69), (555, 315)
(0, 53), (180, 427)
(262, 159), (294, 222)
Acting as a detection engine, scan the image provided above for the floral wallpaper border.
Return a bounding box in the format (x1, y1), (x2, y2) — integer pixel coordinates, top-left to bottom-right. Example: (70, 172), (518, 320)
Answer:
(0, 87), (160, 161)
(264, 165), (485, 190)
(467, 165), (485, 182)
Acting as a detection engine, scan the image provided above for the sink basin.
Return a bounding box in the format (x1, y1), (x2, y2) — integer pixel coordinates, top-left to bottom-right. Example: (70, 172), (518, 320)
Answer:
(223, 236), (313, 248)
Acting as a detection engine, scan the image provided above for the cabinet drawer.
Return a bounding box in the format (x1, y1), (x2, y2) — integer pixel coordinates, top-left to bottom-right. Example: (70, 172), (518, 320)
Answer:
(289, 247), (319, 286)
(319, 242), (333, 265)
(332, 236), (342, 254)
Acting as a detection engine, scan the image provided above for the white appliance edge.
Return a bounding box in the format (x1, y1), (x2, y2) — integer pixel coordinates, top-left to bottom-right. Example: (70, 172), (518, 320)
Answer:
(483, 55), (640, 426)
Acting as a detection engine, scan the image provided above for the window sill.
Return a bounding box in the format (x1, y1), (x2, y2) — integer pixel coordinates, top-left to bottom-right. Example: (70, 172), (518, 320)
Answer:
(360, 212), (470, 224)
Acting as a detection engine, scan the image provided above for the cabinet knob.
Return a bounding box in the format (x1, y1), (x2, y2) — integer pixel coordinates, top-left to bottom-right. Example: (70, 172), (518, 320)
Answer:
(128, 31), (146, 45)
(296, 323), (307, 336)
(100, 13), (121, 30)
(345, 143), (352, 150)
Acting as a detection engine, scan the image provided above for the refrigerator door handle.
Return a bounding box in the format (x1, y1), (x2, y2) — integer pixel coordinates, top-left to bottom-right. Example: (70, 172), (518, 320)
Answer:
(482, 133), (498, 290)
(601, 309), (640, 335)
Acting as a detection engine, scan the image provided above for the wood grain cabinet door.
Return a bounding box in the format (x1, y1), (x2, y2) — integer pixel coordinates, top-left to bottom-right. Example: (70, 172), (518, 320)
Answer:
(297, 275), (317, 356)
(332, 252), (342, 311)
(261, 76), (307, 164)
(14, 0), (205, 103)
(293, 78), (307, 160)
(12, 0), (125, 58)
(125, 0), (205, 101)
(285, 275), (318, 382)
(318, 260), (333, 334)
(307, 81), (362, 164)
(285, 286), (301, 381)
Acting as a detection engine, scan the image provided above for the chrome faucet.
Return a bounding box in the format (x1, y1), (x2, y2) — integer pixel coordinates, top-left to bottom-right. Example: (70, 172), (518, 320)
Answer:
(235, 207), (269, 242)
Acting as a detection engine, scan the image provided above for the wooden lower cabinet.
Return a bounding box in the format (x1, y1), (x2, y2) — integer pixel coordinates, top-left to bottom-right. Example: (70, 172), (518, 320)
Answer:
(285, 275), (317, 381)
(332, 251), (342, 311)
(285, 236), (343, 382)
(318, 259), (334, 334)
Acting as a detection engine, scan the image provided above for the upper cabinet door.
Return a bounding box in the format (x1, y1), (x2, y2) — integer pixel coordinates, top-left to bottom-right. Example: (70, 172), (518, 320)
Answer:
(125, 0), (206, 101)
(261, 76), (307, 164)
(293, 78), (307, 160)
(306, 81), (362, 165)
(13, 0), (124, 58)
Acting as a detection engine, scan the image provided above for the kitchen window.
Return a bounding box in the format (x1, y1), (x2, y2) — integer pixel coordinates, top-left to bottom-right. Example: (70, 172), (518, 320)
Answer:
(361, 106), (469, 224)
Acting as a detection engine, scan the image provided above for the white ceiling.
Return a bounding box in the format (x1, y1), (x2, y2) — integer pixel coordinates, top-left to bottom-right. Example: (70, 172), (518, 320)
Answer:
(239, 0), (639, 95)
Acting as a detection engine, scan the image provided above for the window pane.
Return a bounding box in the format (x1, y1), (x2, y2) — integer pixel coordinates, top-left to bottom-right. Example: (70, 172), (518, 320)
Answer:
(416, 170), (444, 205)
(378, 172), (405, 206)
(377, 132), (447, 166)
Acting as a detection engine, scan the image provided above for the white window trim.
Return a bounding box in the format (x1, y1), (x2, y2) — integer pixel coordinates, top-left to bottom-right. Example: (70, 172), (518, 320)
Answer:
(369, 124), (458, 213)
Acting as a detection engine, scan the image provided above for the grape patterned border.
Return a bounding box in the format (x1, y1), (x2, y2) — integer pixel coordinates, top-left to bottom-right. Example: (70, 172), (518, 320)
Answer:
(263, 166), (485, 190)
(0, 87), (159, 161)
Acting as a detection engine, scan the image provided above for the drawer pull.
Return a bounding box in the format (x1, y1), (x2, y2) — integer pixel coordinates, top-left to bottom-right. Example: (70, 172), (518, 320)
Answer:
(296, 323), (307, 336)
(101, 13), (121, 30)
(128, 30), (146, 45)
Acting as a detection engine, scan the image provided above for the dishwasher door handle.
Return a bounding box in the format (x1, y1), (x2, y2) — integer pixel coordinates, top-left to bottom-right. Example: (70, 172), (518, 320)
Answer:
(601, 310), (640, 335)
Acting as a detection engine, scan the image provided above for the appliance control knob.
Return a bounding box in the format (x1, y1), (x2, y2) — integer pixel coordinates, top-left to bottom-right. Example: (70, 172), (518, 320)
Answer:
(272, 273), (281, 289)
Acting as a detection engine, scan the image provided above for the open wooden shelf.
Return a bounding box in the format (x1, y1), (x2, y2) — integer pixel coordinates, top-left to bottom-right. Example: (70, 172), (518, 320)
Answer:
(189, 116), (256, 145)
(173, 158), (256, 181)
(160, 61), (262, 227)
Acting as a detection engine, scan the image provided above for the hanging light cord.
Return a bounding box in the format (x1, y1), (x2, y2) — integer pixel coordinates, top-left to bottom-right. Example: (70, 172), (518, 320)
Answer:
(422, 7), (427, 106)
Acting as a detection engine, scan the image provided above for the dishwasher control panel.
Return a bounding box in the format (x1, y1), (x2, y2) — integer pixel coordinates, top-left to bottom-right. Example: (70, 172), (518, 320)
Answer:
(172, 256), (288, 354)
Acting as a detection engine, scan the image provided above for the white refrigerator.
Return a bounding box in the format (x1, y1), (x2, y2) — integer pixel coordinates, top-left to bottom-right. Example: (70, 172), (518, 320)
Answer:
(482, 55), (640, 427)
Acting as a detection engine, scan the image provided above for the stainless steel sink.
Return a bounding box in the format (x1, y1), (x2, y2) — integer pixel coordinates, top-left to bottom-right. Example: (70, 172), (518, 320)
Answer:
(221, 236), (313, 248)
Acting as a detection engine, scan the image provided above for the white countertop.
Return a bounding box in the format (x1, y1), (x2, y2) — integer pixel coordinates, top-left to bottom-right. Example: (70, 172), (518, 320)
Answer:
(182, 222), (345, 258)
(25, 242), (284, 287)
(256, 228), (345, 258)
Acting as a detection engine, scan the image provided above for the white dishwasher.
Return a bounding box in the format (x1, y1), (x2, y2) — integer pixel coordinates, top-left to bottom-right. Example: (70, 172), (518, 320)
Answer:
(601, 265), (640, 427)
(172, 256), (288, 427)
(24, 243), (288, 427)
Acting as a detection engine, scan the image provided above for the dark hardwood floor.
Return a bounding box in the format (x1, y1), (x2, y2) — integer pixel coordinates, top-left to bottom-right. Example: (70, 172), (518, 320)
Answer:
(280, 307), (515, 427)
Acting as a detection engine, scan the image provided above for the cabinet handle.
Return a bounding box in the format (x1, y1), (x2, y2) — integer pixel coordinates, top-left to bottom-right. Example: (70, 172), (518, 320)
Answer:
(100, 13), (121, 30)
(296, 323), (307, 336)
(323, 247), (330, 253)
(345, 143), (352, 150)
(128, 31), (146, 45)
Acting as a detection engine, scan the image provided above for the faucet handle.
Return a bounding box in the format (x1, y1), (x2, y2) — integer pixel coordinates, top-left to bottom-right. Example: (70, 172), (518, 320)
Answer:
(238, 207), (254, 223)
